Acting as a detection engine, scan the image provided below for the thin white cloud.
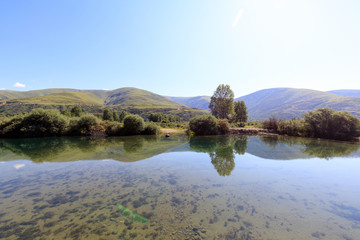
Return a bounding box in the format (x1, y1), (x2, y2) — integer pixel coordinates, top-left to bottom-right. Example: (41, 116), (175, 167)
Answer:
(232, 9), (244, 28)
(0, 88), (6, 90)
(13, 82), (26, 88)
(14, 163), (25, 170)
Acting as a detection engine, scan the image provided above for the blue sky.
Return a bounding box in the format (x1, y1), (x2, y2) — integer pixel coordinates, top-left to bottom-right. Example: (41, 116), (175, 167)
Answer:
(0, 0), (359, 97)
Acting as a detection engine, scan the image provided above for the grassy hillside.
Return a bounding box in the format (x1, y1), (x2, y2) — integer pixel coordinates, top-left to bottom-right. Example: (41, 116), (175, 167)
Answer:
(235, 88), (360, 120)
(0, 92), (105, 105)
(327, 89), (360, 97)
(166, 96), (210, 109)
(0, 87), (184, 108)
(0, 88), (109, 100)
(105, 87), (186, 107)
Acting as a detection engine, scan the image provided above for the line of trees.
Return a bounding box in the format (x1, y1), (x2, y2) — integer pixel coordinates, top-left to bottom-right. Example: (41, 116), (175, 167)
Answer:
(190, 84), (360, 141)
(0, 107), (160, 138)
(209, 84), (248, 124)
(262, 108), (360, 141)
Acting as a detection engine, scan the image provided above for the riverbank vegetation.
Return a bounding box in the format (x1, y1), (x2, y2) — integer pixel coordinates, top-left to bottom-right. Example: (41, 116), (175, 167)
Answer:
(189, 84), (248, 135)
(262, 108), (360, 141)
(189, 85), (360, 141)
(0, 107), (160, 138)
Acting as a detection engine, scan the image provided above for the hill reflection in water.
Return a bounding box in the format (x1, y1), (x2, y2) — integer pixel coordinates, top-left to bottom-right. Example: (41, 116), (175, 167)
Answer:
(0, 135), (359, 166)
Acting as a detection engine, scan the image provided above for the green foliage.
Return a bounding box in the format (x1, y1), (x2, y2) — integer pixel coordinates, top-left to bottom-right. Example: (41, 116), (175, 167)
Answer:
(209, 84), (234, 119)
(103, 108), (113, 121)
(189, 115), (218, 135)
(233, 100), (248, 123)
(142, 122), (161, 135)
(61, 109), (71, 117)
(0, 109), (68, 137)
(304, 108), (360, 141)
(262, 116), (279, 132)
(113, 111), (120, 122)
(217, 119), (230, 135)
(118, 110), (128, 122)
(71, 105), (82, 117)
(123, 114), (145, 135)
(263, 108), (360, 141)
(277, 118), (305, 136)
(148, 112), (181, 123)
(70, 114), (99, 135)
(104, 121), (123, 136)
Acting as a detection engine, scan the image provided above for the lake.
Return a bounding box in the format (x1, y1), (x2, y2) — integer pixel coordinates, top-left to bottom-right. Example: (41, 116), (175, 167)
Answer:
(1, 135), (360, 240)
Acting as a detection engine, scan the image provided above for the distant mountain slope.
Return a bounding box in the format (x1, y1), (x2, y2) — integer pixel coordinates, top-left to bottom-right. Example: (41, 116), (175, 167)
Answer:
(0, 92), (106, 105)
(0, 88), (109, 100)
(235, 88), (360, 120)
(166, 96), (211, 109)
(327, 89), (360, 97)
(105, 87), (185, 107)
(0, 87), (185, 108)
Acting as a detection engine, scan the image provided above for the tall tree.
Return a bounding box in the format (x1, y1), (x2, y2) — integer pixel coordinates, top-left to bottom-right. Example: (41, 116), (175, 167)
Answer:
(233, 100), (248, 123)
(103, 108), (113, 121)
(209, 84), (234, 119)
(71, 105), (82, 117)
(113, 111), (120, 122)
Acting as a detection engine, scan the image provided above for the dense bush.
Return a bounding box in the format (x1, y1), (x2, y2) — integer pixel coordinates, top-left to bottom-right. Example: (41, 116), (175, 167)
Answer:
(189, 115), (218, 135)
(262, 108), (360, 141)
(142, 122), (160, 135)
(277, 118), (305, 137)
(217, 119), (230, 134)
(262, 116), (278, 132)
(123, 114), (145, 135)
(0, 109), (68, 137)
(70, 114), (99, 135)
(104, 121), (123, 136)
(0, 109), (161, 137)
(0, 115), (27, 137)
(304, 108), (360, 141)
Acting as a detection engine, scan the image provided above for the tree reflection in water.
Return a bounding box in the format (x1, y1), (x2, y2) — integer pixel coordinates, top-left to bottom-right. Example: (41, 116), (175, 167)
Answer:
(189, 136), (249, 176)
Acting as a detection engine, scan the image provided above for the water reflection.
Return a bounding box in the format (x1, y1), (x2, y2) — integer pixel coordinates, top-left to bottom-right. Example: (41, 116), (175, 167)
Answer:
(0, 135), (359, 165)
(189, 136), (248, 176)
(257, 136), (360, 160)
(1, 135), (360, 239)
(0, 135), (188, 163)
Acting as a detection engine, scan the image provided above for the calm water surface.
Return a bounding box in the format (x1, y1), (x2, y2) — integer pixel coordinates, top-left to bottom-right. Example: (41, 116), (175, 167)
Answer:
(0, 135), (360, 240)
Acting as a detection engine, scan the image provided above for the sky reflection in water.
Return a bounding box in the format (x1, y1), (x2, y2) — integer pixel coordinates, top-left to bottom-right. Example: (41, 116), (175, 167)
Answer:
(0, 135), (360, 239)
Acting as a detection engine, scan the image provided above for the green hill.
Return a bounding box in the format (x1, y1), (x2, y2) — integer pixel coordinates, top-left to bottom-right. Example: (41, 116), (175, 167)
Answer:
(0, 87), (187, 113)
(235, 88), (360, 120)
(105, 87), (185, 108)
(0, 88), (109, 99)
(166, 96), (210, 109)
(0, 92), (106, 105)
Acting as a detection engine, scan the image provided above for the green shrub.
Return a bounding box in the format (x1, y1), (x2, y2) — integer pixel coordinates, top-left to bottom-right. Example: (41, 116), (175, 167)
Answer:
(70, 114), (99, 135)
(262, 116), (278, 132)
(142, 122), (160, 135)
(5, 109), (69, 137)
(103, 109), (113, 121)
(0, 115), (25, 137)
(123, 114), (145, 135)
(217, 119), (230, 134)
(304, 108), (360, 141)
(105, 121), (123, 136)
(71, 105), (82, 117)
(189, 115), (218, 135)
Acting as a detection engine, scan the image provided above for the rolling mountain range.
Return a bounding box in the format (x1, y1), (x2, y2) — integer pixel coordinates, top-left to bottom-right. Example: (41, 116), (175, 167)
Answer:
(0, 87), (185, 108)
(170, 88), (360, 119)
(1, 87), (359, 120)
